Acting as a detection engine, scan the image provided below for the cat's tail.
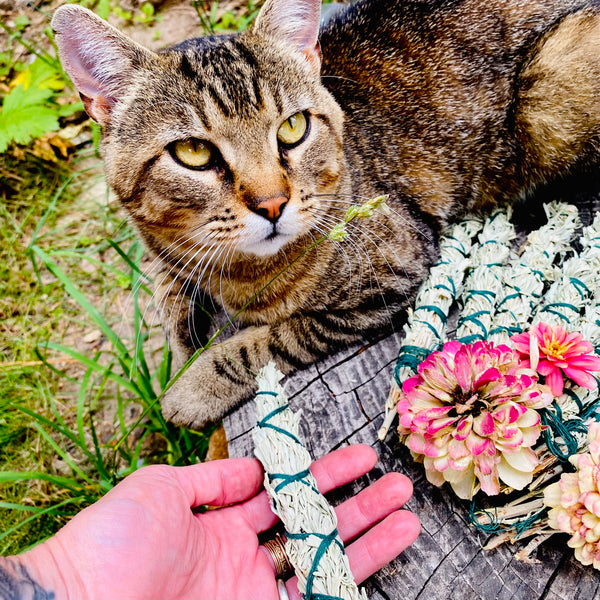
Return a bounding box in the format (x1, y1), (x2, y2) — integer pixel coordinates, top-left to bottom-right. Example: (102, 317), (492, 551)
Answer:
(516, 7), (600, 187)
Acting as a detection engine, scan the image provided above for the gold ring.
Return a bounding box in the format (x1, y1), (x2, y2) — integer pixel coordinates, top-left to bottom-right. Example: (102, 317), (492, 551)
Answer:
(261, 533), (293, 579)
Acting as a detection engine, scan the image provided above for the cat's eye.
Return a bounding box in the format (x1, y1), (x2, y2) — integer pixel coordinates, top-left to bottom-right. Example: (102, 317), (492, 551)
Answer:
(277, 112), (309, 148)
(171, 138), (213, 169)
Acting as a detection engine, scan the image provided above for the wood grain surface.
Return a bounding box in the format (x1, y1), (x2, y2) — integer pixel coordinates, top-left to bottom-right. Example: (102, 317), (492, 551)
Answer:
(224, 188), (600, 600)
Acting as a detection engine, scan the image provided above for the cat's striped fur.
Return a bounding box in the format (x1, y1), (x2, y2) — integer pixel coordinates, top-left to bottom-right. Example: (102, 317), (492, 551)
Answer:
(53, 0), (600, 429)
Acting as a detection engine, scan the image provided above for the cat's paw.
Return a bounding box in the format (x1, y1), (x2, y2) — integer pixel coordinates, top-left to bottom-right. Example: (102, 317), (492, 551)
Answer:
(160, 346), (256, 431)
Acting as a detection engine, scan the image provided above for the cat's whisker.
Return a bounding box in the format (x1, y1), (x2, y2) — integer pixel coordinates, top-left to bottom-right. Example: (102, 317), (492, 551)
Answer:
(134, 225), (221, 293)
(150, 232), (220, 328)
(308, 200), (413, 322)
(126, 228), (225, 375)
(309, 217), (355, 277)
(187, 241), (237, 347)
(160, 239), (224, 354)
(315, 202), (408, 246)
(133, 228), (220, 330)
(307, 213), (366, 293)
(346, 219), (416, 324)
(338, 223), (398, 327)
(189, 241), (234, 319)
(309, 207), (406, 312)
(216, 240), (244, 332)
(167, 237), (233, 353)
(320, 74), (360, 85)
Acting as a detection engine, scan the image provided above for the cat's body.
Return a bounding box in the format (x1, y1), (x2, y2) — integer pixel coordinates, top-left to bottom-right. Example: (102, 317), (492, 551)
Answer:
(53, 0), (600, 429)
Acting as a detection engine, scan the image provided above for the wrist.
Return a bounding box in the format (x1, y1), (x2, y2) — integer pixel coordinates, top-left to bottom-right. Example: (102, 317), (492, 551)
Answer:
(1, 537), (83, 600)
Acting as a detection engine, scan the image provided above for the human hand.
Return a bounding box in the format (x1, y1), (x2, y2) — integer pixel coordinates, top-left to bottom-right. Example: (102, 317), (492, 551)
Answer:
(14, 445), (419, 599)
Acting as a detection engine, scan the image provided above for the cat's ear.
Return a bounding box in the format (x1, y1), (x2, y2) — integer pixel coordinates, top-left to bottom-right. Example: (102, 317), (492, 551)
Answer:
(51, 5), (156, 125)
(253, 0), (322, 73)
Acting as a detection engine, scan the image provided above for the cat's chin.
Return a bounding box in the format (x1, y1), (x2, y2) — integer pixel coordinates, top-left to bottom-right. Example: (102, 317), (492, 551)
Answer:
(240, 234), (295, 258)
(239, 209), (305, 258)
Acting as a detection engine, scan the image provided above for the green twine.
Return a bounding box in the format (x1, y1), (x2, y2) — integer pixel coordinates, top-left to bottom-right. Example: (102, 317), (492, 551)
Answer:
(415, 304), (448, 324)
(569, 277), (590, 300)
(256, 403), (302, 446)
(255, 388), (351, 600)
(539, 302), (580, 323)
(269, 468), (320, 494)
(467, 502), (502, 534)
(487, 324), (523, 337)
(464, 289), (496, 304)
(394, 345), (434, 384)
(457, 310), (491, 341)
(441, 236), (469, 257)
(494, 292), (522, 311)
(563, 388), (584, 412)
(467, 501), (550, 539)
(286, 529), (345, 600)
(540, 405), (587, 461)
(433, 277), (457, 296)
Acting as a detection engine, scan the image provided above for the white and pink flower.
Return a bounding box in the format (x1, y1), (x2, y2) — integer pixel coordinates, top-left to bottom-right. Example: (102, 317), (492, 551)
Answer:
(544, 422), (600, 569)
(397, 340), (552, 499)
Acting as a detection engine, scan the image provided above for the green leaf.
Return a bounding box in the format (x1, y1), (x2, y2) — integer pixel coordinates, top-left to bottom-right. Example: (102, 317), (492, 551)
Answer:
(96, 0), (111, 20)
(14, 15), (30, 31)
(0, 85), (59, 152)
(3, 83), (52, 111)
(26, 57), (64, 92)
(140, 2), (154, 17)
(57, 100), (84, 117)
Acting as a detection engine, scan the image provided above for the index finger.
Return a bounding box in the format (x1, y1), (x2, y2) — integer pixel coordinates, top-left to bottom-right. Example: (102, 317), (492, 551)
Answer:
(242, 444), (378, 532)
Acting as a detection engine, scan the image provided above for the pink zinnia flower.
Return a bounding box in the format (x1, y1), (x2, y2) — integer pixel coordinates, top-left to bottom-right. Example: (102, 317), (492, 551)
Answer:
(511, 323), (600, 396)
(544, 423), (600, 569)
(397, 340), (552, 499)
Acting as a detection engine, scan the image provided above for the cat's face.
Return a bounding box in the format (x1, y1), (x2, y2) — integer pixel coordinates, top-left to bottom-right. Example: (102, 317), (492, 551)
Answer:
(106, 36), (345, 259)
(52, 1), (346, 262)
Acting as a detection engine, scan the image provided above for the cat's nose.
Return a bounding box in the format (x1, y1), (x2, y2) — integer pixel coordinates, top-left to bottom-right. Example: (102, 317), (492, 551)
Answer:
(254, 196), (288, 222)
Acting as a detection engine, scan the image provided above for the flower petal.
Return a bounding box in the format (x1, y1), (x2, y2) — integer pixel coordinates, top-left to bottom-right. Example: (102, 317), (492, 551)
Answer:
(449, 466), (477, 500)
(497, 455), (534, 490)
(529, 330), (540, 371)
(562, 367), (598, 390)
(501, 447), (539, 472)
(544, 367), (565, 396)
(473, 412), (495, 437)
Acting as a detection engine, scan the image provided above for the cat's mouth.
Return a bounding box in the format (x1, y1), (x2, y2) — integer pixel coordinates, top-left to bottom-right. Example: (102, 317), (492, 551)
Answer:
(241, 213), (299, 257)
(265, 226), (281, 241)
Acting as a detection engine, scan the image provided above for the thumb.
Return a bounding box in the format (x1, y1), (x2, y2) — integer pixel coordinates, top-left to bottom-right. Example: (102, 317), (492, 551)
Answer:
(172, 458), (265, 508)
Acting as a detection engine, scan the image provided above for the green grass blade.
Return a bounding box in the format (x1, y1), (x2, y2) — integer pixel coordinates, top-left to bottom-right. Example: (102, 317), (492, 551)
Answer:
(41, 341), (141, 396)
(0, 501), (73, 516)
(157, 342), (172, 391)
(30, 245), (131, 358)
(30, 423), (96, 487)
(108, 239), (152, 282)
(0, 471), (88, 494)
(49, 249), (138, 285)
(77, 364), (95, 449)
(27, 175), (75, 251)
(0, 498), (81, 544)
(15, 404), (81, 451)
(33, 346), (80, 384)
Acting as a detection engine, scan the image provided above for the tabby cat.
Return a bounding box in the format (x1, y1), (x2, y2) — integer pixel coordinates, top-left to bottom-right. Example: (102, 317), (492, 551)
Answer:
(52, 0), (600, 429)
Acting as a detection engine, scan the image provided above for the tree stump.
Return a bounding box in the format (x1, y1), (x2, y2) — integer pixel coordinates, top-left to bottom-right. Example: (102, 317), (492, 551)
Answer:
(224, 185), (600, 600)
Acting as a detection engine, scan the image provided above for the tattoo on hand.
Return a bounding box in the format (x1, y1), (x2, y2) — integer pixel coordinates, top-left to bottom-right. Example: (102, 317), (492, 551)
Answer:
(0, 561), (54, 600)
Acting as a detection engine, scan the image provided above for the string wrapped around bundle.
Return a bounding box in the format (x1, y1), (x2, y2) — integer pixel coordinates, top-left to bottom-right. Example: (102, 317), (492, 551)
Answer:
(253, 363), (367, 600)
(384, 201), (600, 568)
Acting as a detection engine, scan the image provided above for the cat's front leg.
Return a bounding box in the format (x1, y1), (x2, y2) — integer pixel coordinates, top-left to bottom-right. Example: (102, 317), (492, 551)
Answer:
(161, 312), (362, 430)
